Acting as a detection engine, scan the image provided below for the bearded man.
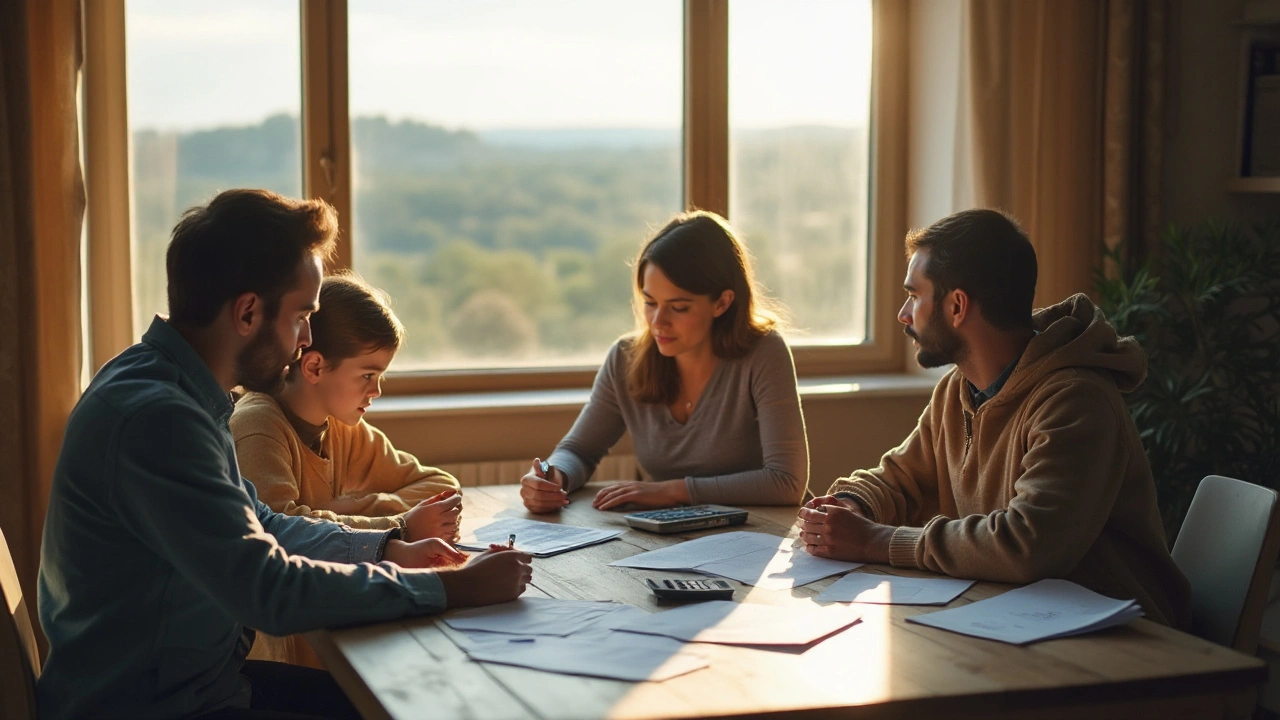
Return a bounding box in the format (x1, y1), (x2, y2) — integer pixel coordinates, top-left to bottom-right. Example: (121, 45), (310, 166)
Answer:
(38, 189), (531, 720)
(797, 208), (1189, 628)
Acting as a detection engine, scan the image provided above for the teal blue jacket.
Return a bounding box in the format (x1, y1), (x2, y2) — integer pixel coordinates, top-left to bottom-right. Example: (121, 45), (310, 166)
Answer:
(37, 317), (447, 720)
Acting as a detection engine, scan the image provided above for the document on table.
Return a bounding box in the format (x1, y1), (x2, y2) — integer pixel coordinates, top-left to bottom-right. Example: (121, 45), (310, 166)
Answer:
(457, 517), (622, 557)
(463, 630), (709, 682)
(610, 531), (863, 589)
(613, 599), (862, 646)
(816, 572), (975, 606)
(443, 597), (648, 638)
(905, 578), (1144, 645)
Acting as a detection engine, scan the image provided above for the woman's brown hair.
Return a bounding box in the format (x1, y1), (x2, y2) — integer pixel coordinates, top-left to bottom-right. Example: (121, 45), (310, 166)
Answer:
(295, 272), (404, 372)
(626, 211), (782, 405)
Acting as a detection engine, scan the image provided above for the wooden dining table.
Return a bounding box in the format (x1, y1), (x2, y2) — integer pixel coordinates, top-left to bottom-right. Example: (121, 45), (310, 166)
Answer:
(307, 483), (1265, 720)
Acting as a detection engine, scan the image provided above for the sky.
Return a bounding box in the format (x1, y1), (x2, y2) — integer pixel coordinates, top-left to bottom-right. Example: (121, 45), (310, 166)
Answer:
(125, 0), (872, 133)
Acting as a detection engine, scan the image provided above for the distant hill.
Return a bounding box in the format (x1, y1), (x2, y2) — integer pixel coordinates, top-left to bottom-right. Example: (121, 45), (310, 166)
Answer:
(128, 114), (870, 366)
(478, 127), (679, 150)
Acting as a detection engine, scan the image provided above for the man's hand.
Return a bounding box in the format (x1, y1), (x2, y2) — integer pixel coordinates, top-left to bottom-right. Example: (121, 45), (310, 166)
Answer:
(438, 545), (534, 608)
(593, 479), (689, 511)
(520, 458), (569, 513)
(403, 489), (463, 542)
(805, 494), (862, 513)
(797, 504), (894, 564)
(383, 537), (469, 569)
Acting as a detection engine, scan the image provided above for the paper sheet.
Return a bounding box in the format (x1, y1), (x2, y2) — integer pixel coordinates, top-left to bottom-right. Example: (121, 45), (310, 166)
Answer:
(696, 545), (866, 591)
(815, 573), (975, 605)
(610, 531), (862, 589)
(905, 578), (1144, 645)
(458, 516), (622, 557)
(613, 599), (862, 646)
(443, 597), (645, 637)
(463, 630), (709, 682)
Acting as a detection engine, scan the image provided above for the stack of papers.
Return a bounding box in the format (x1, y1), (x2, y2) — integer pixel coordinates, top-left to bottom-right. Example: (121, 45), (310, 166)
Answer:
(458, 517), (622, 557)
(613, 600), (862, 646)
(610, 531), (862, 590)
(816, 573), (975, 606)
(905, 578), (1144, 645)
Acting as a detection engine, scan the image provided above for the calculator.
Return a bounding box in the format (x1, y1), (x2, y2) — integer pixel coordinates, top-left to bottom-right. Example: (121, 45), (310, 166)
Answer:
(645, 577), (735, 601)
(624, 505), (749, 533)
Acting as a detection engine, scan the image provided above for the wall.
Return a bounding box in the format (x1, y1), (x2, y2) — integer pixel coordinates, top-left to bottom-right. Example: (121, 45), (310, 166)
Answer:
(1164, 0), (1280, 226)
(907, 0), (970, 229)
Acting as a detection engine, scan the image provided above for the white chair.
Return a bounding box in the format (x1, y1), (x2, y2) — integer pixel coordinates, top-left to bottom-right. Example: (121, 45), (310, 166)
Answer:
(1171, 474), (1280, 654)
(1, 524), (40, 720)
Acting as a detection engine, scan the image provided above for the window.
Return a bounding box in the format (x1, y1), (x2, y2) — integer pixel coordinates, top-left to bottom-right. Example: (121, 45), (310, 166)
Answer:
(347, 1), (682, 369)
(124, 0), (302, 335)
(87, 0), (908, 388)
(729, 0), (873, 345)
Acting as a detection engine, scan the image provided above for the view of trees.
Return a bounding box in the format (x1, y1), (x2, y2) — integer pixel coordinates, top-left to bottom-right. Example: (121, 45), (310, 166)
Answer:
(131, 114), (868, 370)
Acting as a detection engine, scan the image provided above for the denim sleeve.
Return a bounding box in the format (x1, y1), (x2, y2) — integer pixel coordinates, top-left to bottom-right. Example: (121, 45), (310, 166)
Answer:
(108, 399), (447, 636)
(247, 479), (392, 563)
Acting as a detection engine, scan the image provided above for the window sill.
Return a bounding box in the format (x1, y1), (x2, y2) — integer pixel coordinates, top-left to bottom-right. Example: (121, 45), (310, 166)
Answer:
(367, 373), (940, 420)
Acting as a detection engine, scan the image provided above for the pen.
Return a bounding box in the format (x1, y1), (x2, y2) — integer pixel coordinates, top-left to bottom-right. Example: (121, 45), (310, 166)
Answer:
(539, 459), (550, 478)
(507, 533), (516, 549)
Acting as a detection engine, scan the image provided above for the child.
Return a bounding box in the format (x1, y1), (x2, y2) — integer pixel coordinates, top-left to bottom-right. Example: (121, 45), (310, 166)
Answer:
(232, 272), (463, 665)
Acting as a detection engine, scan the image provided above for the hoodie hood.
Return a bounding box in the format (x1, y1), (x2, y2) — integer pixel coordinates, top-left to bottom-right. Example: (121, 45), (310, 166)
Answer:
(1001, 293), (1147, 397)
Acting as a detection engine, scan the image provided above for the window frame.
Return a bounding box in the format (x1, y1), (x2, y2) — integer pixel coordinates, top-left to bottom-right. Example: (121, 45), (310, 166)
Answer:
(82, 0), (908, 390)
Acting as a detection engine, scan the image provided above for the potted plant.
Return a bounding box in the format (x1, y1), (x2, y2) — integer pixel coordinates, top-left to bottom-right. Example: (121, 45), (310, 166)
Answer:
(1094, 221), (1280, 541)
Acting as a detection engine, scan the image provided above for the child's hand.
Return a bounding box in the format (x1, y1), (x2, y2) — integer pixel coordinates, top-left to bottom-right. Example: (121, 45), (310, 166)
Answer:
(383, 537), (469, 569)
(404, 489), (463, 543)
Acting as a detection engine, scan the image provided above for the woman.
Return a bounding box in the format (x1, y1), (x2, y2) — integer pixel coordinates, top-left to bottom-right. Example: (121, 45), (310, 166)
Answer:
(521, 211), (809, 513)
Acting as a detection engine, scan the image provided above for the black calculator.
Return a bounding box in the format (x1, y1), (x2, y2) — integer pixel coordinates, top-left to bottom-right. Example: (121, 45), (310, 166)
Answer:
(645, 577), (735, 601)
(624, 505), (749, 533)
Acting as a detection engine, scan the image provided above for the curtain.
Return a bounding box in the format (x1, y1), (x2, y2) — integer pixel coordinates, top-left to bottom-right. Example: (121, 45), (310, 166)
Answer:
(1102, 0), (1167, 271)
(0, 0), (85, 654)
(964, 0), (1167, 304)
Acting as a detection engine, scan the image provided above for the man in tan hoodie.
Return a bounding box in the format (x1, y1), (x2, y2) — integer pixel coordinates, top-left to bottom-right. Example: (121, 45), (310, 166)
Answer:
(799, 208), (1190, 628)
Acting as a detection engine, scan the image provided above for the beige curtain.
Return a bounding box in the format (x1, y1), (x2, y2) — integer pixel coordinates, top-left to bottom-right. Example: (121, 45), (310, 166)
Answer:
(1102, 0), (1167, 271)
(965, 0), (1166, 305)
(0, 0), (85, 653)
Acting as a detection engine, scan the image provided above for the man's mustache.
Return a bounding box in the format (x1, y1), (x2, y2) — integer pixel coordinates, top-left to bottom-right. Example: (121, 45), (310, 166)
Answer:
(903, 326), (918, 340)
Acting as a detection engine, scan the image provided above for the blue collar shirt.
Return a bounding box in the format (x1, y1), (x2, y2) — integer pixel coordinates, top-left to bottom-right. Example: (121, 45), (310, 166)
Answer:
(37, 317), (446, 720)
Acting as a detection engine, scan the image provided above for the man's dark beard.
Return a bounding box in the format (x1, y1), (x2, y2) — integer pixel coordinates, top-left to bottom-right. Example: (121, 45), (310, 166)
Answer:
(236, 322), (300, 394)
(905, 302), (965, 368)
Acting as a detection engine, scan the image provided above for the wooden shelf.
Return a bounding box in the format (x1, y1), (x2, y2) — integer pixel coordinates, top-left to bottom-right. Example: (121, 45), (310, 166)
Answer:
(1226, 176), (1280, 193)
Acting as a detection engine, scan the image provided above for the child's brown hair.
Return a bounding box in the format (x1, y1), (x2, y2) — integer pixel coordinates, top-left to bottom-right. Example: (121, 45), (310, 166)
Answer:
(301, 272), (404, 369)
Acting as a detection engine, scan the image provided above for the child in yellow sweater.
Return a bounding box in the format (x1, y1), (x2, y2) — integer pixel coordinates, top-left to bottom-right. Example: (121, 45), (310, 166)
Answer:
(231, 272), (463, 665)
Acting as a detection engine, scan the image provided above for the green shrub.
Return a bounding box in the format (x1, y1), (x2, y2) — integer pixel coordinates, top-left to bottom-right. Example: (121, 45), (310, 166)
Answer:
(1094, 221), (1280, 541)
